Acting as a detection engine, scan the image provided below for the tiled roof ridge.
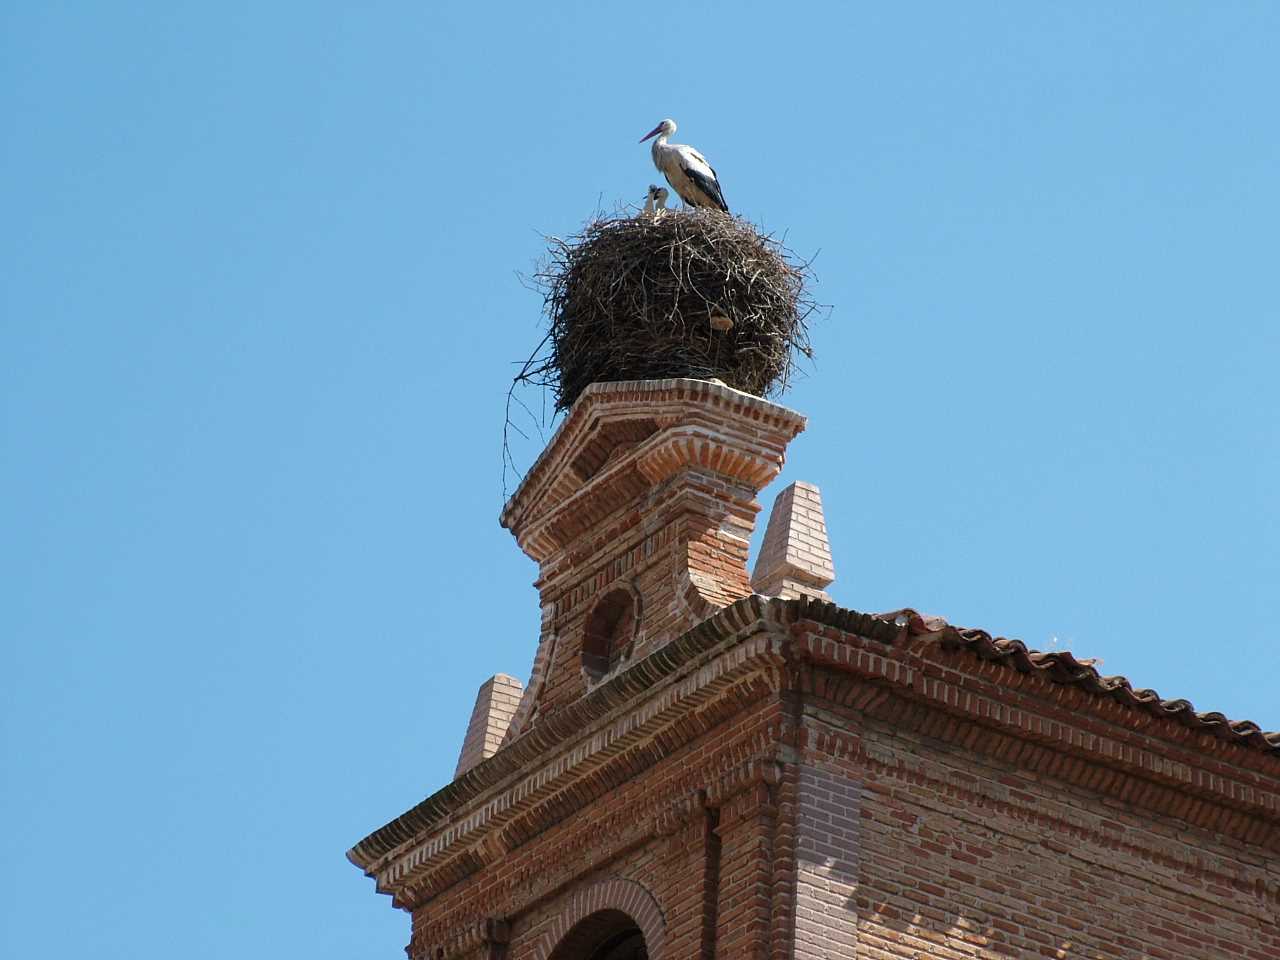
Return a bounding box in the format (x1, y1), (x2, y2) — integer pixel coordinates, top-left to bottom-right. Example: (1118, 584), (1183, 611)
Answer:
(880, 607), (1280, 756)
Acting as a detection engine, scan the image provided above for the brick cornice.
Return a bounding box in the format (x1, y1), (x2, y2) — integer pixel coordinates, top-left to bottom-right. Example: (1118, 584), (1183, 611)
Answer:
(787, 616), (1280, 844)
(500, 379), (806, 552)
(393, 667), (784, 911)
(346, 599), (891, 876)
(349, 598), (1280, 907)
(794, 615), (1280, 770)
(351, 596), (799, 907)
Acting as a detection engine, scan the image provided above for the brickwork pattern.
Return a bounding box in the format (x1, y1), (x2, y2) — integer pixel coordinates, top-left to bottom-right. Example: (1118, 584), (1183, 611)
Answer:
(830, 717), (1280, 960)
(752, 481), (835, 600)
(498, 380), (807, 733)
(406, 694), (792, 960)
(533, 502), (754, 720)
(794, 762), (860, 959)
(715, 782), (776, 959)
(455, 674), (525, 778)
(530, 876), (665, 960)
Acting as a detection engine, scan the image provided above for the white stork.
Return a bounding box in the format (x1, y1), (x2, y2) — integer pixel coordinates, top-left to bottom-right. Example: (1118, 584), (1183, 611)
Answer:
(639, 118), (729, 213)
(643, 184), (669, 216)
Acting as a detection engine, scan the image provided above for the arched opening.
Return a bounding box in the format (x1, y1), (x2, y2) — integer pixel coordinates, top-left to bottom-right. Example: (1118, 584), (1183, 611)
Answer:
(581, 588), (638, 679)
(548, 909), (647, 960)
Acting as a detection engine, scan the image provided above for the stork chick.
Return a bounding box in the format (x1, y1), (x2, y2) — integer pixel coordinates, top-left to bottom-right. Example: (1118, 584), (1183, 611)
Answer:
(639, 118), (729, 213)
(643, 184), (669, 218)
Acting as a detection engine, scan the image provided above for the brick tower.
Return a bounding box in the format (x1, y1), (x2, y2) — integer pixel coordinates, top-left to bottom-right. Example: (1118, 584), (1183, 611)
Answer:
(348, 379), (1280, 960)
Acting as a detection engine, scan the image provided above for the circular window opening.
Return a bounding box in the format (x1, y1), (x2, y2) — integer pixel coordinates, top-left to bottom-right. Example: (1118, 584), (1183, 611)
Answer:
(582, 588), (638, 679)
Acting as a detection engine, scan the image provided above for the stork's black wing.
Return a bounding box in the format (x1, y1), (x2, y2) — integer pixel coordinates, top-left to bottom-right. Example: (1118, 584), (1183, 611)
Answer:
(683, 163), (729, 213)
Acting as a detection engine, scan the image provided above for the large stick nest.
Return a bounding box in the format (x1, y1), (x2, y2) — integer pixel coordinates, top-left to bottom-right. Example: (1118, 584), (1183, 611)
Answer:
(523, 209), (816, 411)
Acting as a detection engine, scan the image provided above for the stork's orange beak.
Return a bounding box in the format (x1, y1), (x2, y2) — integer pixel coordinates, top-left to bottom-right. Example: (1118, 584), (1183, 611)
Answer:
(639, 124), (663, 143)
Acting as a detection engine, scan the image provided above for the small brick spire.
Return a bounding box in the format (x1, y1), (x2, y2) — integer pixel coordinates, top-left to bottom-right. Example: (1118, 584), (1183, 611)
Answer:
(751, 481), (835, 601)
(454, 673), (525, 778)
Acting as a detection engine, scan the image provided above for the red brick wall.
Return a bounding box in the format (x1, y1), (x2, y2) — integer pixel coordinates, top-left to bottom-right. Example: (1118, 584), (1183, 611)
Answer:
(715, 781), (776, 959)
(797, 712), (1280, 960)
(533, 490), (754, 720)
(795, 760), (861, 959)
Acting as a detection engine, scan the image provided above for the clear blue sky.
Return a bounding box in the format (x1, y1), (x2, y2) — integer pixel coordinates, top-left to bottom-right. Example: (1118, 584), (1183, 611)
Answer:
(3, 3), (1277, 957)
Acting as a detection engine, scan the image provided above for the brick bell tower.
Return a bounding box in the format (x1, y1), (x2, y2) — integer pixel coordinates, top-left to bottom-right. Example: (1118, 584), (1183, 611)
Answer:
(496, 379), (808, 733)
(349, 388), (1280, 958)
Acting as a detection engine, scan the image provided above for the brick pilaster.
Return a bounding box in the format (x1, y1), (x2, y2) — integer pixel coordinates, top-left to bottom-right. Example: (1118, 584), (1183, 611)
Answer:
(715, 781), (777, 960)
(792, 760), (860, 960)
